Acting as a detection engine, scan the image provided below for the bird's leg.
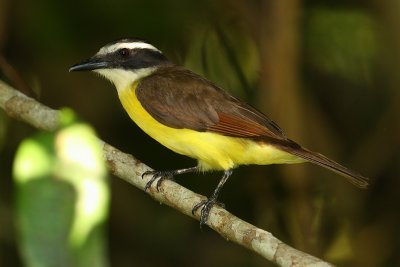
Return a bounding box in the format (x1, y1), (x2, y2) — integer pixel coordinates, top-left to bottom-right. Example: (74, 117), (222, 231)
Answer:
(192, 169), (233, 228)
(142, 166), (198, 192)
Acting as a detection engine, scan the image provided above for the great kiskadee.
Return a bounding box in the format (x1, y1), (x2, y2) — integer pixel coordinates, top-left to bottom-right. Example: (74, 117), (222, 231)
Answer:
(70, 38), (369, 226)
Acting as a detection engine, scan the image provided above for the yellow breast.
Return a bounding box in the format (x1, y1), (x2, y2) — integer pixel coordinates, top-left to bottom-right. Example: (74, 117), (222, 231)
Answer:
(117, 83), (303, 171)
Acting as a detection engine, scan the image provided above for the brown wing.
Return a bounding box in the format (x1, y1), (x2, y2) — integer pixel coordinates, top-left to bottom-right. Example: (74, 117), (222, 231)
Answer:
(136, 66), (287, 141)
(136, 66), (369, 188)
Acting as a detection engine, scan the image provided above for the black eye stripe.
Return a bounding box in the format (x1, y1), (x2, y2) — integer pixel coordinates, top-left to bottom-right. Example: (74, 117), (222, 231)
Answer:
(106, 48), (169, 69)
(118, 48), (130, 57)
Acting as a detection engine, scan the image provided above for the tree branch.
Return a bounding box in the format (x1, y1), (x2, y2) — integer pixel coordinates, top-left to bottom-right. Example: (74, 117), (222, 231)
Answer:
(0, 80), (334, 267)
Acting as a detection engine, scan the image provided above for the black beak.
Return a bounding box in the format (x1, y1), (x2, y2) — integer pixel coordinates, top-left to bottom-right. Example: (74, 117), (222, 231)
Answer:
(69, 56), (109, 72)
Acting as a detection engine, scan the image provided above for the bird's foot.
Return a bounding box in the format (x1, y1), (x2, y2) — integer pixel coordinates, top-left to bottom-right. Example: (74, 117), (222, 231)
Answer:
(142, 170), (175, 192)
(142, 167), (198, 192)
(192, 196), (225, 229)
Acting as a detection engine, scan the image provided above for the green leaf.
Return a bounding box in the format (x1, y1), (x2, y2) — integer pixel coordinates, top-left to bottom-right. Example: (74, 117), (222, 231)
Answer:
(13, 109), (110, 267)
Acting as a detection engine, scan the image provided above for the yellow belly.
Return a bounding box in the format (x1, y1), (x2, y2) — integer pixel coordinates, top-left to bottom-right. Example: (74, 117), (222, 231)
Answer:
(118, 84), (303, 171)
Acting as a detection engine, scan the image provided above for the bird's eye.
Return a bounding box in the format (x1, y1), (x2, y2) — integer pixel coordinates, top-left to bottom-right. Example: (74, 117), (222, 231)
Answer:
(118, 48), (130, 57)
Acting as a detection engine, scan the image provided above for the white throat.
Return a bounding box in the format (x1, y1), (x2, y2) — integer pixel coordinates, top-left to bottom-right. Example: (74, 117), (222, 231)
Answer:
(95, 67), (156, 93)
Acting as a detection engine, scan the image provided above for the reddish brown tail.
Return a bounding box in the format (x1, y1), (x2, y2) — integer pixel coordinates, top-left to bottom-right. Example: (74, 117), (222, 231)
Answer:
(282, 145), (369, 188)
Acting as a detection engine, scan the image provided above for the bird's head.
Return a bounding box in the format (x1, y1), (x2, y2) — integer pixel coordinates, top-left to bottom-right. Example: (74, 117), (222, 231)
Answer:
(69, 38), (169, 90)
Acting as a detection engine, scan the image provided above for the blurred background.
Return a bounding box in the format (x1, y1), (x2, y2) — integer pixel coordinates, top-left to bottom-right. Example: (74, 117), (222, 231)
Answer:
(1, 0), (399, 266)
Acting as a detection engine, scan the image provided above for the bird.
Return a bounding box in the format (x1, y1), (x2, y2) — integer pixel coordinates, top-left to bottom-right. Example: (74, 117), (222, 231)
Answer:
(69, 37), (369, 227)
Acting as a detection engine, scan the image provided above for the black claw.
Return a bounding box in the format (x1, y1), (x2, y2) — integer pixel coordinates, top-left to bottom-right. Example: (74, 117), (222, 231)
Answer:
(141, 167), (198, 192)
(192, 197), (225, 229)
(141, 171), (152, 179)
(142, 170), (175, 192)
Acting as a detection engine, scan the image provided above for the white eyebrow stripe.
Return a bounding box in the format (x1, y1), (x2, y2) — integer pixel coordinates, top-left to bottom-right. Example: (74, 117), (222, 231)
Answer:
(97, 42), (161, 55)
